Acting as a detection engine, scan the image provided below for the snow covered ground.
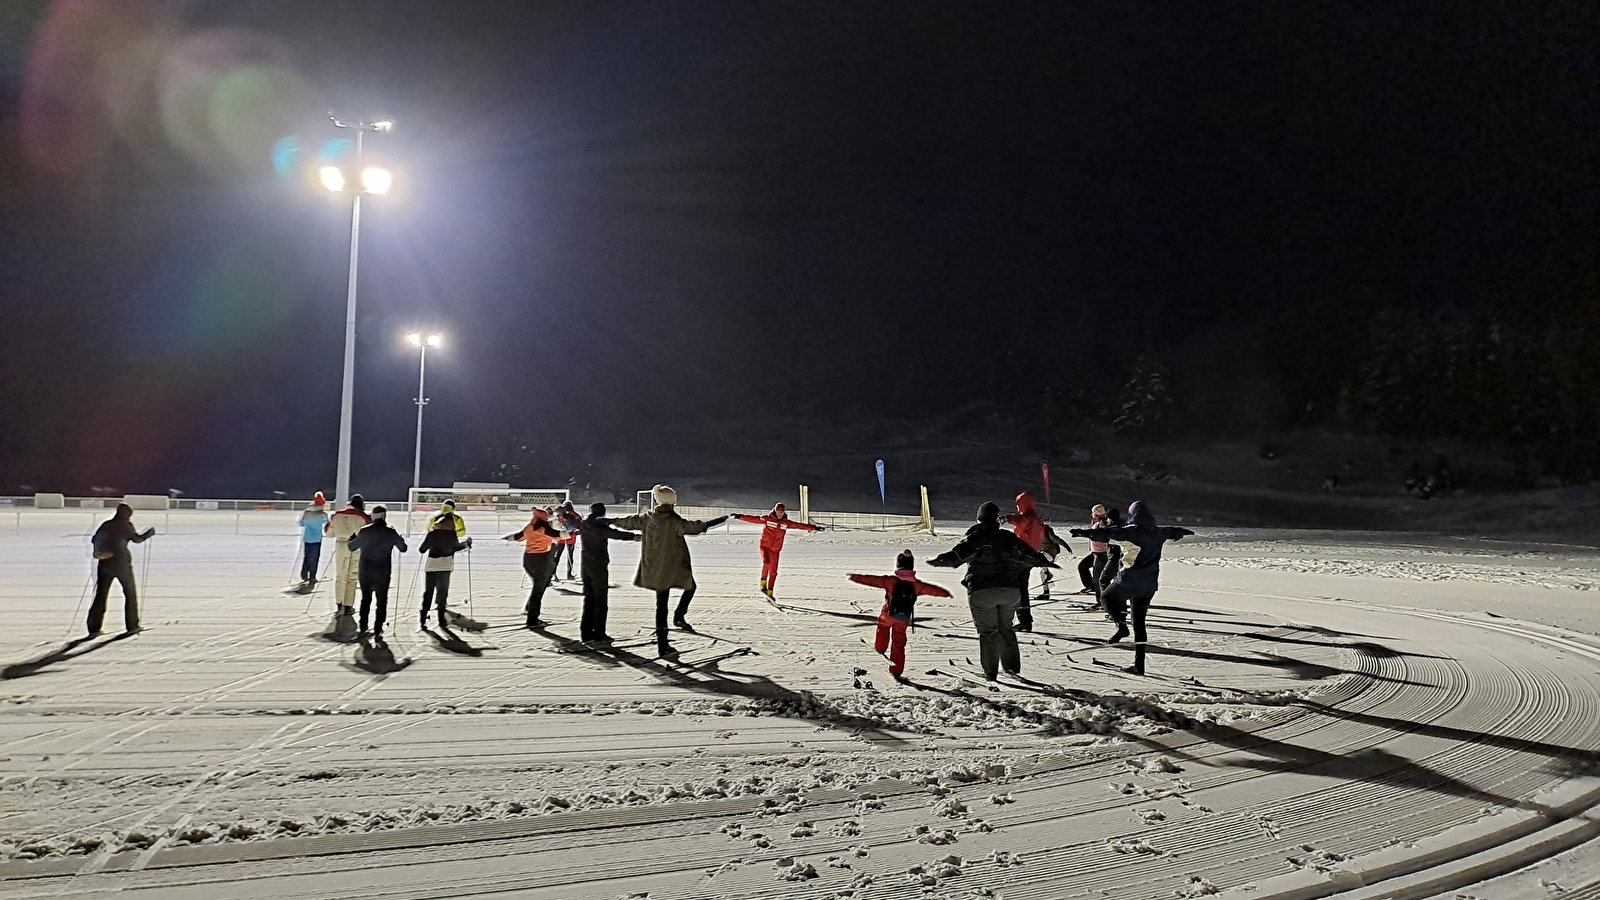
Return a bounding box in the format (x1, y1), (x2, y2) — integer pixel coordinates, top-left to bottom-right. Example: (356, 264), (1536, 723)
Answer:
(2, 510), (1597, 899)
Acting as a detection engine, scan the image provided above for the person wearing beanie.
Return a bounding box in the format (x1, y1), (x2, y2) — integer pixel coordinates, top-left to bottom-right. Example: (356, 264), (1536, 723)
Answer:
(427, 499), (467, 540)
(295, 492), (330, 590)
(929, 501), (1058, 680)
(86, 503), (155, 636)
(576, 502), (643, 643)
(611, 485), (728, 656)
(502, 508), (562, 628)
(551, 500), (583, 581)
(1001, 492), (1069, 630)
(848, 550), (952, 680)
(419, 514), (473, 629)
(348, 505), (407, 637)
(325, 494), (372, 630)
(1070, 500), (1193, 675)
(733, 501), (823, 599)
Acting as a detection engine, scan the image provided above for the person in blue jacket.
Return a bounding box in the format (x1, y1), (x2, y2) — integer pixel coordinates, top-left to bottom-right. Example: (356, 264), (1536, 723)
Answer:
(295, 492), (329, 590)
(1070, 500), (1193, 675)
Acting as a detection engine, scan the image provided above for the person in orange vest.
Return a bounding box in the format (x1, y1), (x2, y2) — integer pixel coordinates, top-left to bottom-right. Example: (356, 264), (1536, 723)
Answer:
(503, 508), (563, 629)
(848, 550), (952, 680)
(732, 502), (823, 599)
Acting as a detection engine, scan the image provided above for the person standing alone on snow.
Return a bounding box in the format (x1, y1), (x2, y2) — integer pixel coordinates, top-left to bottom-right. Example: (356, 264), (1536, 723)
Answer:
(931, 502), (1057, 680)
(348, 505), (407, 637)
(610, 485), (727, 656)
(848, 550), (951, 681)
(418, 516), (472, 629)
(326, 494), (371, 632)
(86, 503), (155, 636)
(502, 508), (561, 629)
(1002, 492), (1068, 629)
(577, 502), (642, 643)
(733, 502), (822, 599)
(295, 492), (329, 591)
(1070, 500), (1193, 675)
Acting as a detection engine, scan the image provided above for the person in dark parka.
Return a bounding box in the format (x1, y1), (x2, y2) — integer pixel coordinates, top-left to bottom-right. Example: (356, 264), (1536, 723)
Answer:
(87, 503), (154, 636)
(577, 502), (641, 643)
(929, 502), (1057, 680)
(1070, 500), (1193, 675)
(348, 505), (408, 637)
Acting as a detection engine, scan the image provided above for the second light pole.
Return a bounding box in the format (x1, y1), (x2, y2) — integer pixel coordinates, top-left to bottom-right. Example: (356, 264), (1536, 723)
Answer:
(407, 332), (442, 489)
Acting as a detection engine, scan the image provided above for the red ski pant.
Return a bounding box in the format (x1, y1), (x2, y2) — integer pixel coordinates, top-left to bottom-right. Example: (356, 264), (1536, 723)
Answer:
(874, 607), (910, 675)
(760, 545), (782, 590)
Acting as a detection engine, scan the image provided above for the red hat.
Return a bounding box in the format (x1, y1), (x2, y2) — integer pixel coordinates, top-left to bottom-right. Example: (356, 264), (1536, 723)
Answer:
(312, 492), (327, 506)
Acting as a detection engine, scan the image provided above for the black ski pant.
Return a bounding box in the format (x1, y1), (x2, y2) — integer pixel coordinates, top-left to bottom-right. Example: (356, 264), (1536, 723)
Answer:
(521, 551), (555, 623)
(654, 587), (695, 644)
(552, 542), (576, 579)
(421, 571), (452, 626)
(301, 541), (322, 583)
(580, 557), (610, 640)
(358, 567), (392, 634)
(88, 560), (138, 634)
(1103, 586), (1152, 674)
(1014, 575), (1034, 629)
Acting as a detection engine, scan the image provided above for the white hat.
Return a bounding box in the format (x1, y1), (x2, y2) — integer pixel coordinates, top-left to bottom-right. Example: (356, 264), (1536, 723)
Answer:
(652, 484), (677, 506)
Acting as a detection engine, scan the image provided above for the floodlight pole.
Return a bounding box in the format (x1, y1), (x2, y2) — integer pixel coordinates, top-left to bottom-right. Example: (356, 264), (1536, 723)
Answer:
(412, 339), (429, 489)
(333, 127), (363, 507)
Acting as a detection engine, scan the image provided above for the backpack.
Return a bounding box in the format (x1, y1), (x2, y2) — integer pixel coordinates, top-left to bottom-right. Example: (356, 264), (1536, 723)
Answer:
(888, 578), (918, 621)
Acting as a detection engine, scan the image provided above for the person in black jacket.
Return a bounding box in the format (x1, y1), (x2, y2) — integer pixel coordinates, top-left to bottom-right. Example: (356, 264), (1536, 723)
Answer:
(930, 502), (1057, 680)
(577, 502), (641, 643)
(348, 505), (408, 637)
(1070, 500), (1193, 675)
(86, 503), (155, 636)
(418, 518), (472, 629)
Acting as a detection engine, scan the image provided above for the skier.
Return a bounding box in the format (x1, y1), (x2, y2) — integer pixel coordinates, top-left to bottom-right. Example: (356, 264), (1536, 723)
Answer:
(577, 502), (642, 643)
(294, 492), (329, 591)
(1070, 500), (1193, 675)
(502, 508), (562, 629)
(732, 502), (822, 599)
(1002, 492), (1068, 630)
(848, 550), (952, 680)
(325, 494), (371, 634)
(418, 515), (472, 629)
(930, 502), (1057, 680)
(551, 500), (582, 580)
(427, 499), (467, 538)
(86, 503), (155, 636)
(610, 484), (728, 656)
(1075, 504), (1123, 605)
(348, 505), (408, 637)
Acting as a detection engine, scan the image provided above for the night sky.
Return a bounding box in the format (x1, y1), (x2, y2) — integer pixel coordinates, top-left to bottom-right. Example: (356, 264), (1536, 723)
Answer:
(1, 1), (1593, 499)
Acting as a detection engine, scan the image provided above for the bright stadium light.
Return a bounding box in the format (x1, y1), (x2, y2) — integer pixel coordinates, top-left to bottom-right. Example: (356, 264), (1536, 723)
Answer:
(361, 166), (392, 195)
(371, 119), (394, 132)
(426, 333), (442, 348)
(407, 332), (422, 346)
(320, 166), (345, 192)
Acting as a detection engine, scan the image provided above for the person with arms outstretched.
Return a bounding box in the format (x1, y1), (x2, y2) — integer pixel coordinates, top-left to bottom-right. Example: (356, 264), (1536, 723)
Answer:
(848, 550), (951, 680)
(610, 485), (727, 656)
(930, 502), (1057, 680)
(733, 502), (821, 599)
(577, 502), (641, 643)
(1070, 500), (1193, 675)
(503, 508), (562, 629)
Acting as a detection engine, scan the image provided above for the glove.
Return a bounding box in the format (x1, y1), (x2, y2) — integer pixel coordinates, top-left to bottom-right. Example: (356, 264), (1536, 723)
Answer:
(463, 537), (474, 549)
(142, 527), (156, 538)
(812, 524), (825, 532)
(1069, 528), (1087, 538)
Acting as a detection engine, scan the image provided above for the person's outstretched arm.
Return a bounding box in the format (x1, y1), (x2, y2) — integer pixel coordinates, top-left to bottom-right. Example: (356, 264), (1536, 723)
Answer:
(732, 514), (764, 526)
(610, 514), (643, 530)
(1069, 524), (1137, 543)
(602, 524), (639, 542)
(929, 538), (975, 568)
(682, 515), (729, 535)
(848, 573), (895, 591)
(914, 579), (953, 598)
(1165, 526), (1195, 541)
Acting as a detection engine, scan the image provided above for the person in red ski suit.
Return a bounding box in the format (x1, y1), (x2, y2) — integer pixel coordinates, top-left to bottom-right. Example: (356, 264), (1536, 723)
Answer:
(1003, 492), (1068, 631)
(848, 550), (951, 679)
(733, 502), (822, 598)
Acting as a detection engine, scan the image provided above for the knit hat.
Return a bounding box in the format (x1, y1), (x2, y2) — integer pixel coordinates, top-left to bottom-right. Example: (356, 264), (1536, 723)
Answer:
(371, 505), (387, 520)
(652, 484), (677, 506)
(895, 549), (915, 571)
(312, 491), (327, 507)
(1091, 503), (1106, 517)
(773, 502), (787, 515)
(1128, 500), (1153, 526)
(349, 493), (365, 511)
(590, 502), (606, 517)
(977, 501), (1000, 523)
(561, 500), (574, 510)
(441, 499), (455, 510)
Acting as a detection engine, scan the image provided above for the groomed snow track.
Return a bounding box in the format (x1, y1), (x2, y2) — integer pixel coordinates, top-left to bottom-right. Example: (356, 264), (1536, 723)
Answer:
(1, 512), (1597, 899)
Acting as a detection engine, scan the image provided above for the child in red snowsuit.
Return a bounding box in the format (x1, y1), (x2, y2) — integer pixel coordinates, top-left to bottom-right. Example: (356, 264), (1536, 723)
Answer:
(733, 502), (821, 598)
(848, 550), (952, 679)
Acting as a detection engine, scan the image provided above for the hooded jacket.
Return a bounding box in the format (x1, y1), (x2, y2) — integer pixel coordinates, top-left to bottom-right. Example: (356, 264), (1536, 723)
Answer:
(1071, 504), (1193, 596)
(610, 506), (728, 591)
(848, 570), (952, 621)
(506, 510), (560, 554)
(91, 506), (152, 565)
(930, 521), (1054, 591)
(1004, 492), (1046, 551)
(349, 519), (408, 570)
(734, 507), (818, 553)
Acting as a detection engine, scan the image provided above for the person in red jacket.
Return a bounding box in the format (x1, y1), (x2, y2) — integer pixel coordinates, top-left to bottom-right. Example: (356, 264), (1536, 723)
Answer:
(1003, 492), (1069, 631)
(733, 502), (822, 598)
(849, 550), (952, 680)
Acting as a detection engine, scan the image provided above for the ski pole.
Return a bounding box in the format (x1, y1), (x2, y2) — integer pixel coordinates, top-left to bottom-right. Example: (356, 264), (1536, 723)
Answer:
(466, 544), (474, 619)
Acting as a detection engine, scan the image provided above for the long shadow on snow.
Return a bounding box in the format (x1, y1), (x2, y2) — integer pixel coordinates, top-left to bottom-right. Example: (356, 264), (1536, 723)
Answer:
(593, 643), (910, 747)
(421, 624), (489, 657)
(2, 632), (137, 680)
(1290, 697), (1600, 766)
